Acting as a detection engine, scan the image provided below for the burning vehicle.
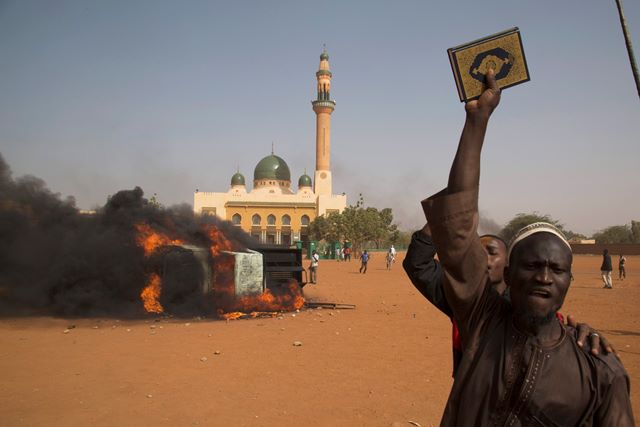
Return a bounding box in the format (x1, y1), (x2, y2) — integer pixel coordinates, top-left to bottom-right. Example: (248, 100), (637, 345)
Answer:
(135, 223), (306, 319)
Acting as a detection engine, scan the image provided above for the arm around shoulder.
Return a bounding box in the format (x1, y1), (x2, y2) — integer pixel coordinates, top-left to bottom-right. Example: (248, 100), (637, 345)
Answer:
(402, 225), (452, 317)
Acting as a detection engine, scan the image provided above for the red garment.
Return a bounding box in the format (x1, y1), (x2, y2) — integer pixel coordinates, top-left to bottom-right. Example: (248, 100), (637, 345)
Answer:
(453, 314), (564, 355)
(451, 319), (461, 351)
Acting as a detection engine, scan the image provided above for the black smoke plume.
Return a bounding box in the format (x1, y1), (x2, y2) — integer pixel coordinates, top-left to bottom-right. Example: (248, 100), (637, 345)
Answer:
(0, 153), (256, 317)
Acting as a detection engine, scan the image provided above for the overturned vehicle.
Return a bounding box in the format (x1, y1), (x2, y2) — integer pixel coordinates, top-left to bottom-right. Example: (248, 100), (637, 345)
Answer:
(143, 244), (307, 316)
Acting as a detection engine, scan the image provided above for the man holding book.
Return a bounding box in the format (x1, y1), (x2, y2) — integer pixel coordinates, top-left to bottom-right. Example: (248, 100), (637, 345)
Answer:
(419, 69), (634, 425)
(403, 225), (616, 378)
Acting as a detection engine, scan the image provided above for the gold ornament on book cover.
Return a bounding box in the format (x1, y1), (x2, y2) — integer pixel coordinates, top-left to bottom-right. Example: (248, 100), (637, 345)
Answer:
(448, 28), (530, 102)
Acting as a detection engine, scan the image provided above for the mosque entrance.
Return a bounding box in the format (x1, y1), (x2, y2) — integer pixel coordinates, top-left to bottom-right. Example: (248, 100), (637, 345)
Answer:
(266, 233), (276, 245)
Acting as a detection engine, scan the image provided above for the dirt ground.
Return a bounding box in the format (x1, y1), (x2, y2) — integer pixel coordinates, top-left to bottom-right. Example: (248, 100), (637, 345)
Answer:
(1, 254), (638, 426)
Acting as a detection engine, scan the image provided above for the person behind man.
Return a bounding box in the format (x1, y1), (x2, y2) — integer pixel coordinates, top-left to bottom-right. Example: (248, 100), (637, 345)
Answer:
(602, 248), (613, 289)
(619, 254), (626, 280)
(420, 69), (633, 425)
(309, 250), (319, 284)
(404, 226), (613, 376)
(359, 250), (369, 273)
(405, 230), (506, 374)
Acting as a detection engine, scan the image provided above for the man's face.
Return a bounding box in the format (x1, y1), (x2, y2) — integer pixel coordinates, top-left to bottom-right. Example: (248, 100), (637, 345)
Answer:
(506, 233), (572, 327)
(480, 235), (507, 285)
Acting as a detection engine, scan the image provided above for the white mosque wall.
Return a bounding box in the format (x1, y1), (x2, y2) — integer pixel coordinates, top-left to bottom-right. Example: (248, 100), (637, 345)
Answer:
(316, 193), (347, 216)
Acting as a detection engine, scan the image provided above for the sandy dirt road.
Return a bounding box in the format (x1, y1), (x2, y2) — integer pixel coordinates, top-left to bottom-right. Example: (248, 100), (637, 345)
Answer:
(1, 254), (638, 426)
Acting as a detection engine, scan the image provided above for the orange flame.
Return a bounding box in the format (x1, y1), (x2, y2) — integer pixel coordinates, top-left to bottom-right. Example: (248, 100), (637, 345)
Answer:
(134, 223), (182, 313)
(219, 311), (280, 320)
(203, 224), (238, 257)
(141, 273), (163, 313)
(211, 253), (237, 302)
(134, 223), (184, 257)
(217, 280), (305, 319)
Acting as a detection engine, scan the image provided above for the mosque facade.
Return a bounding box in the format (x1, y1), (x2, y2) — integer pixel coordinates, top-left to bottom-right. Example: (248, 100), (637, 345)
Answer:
(193, 50), (347, 245)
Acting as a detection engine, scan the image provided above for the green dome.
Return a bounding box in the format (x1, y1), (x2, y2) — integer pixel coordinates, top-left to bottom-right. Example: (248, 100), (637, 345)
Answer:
(320, 50), (329, 60)
(253, 155), (291, 181)
(298, 173), (312, 188)
(231, 172), (245, 186)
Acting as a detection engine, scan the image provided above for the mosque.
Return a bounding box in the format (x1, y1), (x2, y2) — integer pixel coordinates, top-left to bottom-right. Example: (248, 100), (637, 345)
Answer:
(193, 49), (347, 245)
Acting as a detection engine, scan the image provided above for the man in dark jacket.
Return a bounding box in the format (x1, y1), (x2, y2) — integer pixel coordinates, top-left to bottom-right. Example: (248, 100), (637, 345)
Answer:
(404, 225), (616, 376)
(602, 248), (613, 288)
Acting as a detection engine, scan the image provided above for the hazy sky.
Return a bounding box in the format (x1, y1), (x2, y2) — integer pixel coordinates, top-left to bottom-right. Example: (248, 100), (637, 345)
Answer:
(1, 0), (638, 235)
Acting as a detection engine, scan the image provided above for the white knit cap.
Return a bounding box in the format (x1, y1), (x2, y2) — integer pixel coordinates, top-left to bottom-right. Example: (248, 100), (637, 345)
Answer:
(507, 222), (572, 263)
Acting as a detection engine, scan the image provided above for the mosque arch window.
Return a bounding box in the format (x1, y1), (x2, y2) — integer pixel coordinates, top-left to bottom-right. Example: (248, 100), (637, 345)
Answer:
(267, 214), (276, 226)
(301, 215), (310, 227)
(282, 215), (291, 226)
(232, 213), (242, 226)
(281, 233), (291, 246)
(252, 214), (262, 226)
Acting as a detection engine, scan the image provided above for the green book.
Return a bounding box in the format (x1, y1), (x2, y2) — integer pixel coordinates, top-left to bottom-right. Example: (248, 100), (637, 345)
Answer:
(448, 27), (530, 102)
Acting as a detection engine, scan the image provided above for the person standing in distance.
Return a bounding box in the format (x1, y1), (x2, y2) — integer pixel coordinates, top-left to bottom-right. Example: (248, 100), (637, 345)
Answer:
(619, 254), (626, 280)
(309, 250), (320, 284)
(602, 248), (613, 289)
(359, 250), (369, 274)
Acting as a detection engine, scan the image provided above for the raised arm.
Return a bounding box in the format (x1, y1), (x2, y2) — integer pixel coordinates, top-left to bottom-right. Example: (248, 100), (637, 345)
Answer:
(421, 70), (502, 331)
(448, 69), (501, 194)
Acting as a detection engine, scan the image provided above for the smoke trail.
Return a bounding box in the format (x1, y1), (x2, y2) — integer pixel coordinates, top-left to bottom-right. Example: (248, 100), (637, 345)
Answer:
(0, 153), (256, 317)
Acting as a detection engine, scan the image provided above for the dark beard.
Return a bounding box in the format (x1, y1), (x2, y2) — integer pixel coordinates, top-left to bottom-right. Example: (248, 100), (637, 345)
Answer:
(516, 309), (557, 329)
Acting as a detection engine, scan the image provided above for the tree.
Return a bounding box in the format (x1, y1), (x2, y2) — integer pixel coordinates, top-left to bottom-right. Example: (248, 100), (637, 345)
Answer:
(393, 230), (412, 249)
(499, 212), (584, 243)
(149, 193), (163, 208)
(593, 225), (633, 244)
(500, 213), (562, 243)
(308, 214), (330, 242)
(631, 220), (640, 243)
(307, 194), (400, 253)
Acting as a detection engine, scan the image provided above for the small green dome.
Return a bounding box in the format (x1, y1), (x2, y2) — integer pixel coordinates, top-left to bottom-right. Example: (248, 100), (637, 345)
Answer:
(320, 50), (329, 60)
(231, 172), (245, 186)
(298, 173), (312, 188)
(253, 154), (291, 181)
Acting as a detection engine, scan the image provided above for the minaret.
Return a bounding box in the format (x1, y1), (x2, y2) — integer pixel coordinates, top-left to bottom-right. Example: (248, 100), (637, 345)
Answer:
(311, 48), (336, 196)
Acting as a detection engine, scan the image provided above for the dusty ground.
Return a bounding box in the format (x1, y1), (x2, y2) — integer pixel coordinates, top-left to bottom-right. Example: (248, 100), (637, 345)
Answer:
(1, 254), (638, 426)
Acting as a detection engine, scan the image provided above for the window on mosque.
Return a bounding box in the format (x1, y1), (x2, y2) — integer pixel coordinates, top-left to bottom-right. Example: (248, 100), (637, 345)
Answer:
(282, 214), (291, 226)
(267, 214), (276, 226)
(202, 207), (216, 216)
(232, 213), (241, 226)
(252, 214), (261, 226)
(301, 215), (310, 227)
(281, 233), (291, 246)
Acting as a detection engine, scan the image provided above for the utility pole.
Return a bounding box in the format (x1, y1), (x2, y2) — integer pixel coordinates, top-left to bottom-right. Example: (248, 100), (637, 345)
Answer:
(615, 0), (640, 99)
